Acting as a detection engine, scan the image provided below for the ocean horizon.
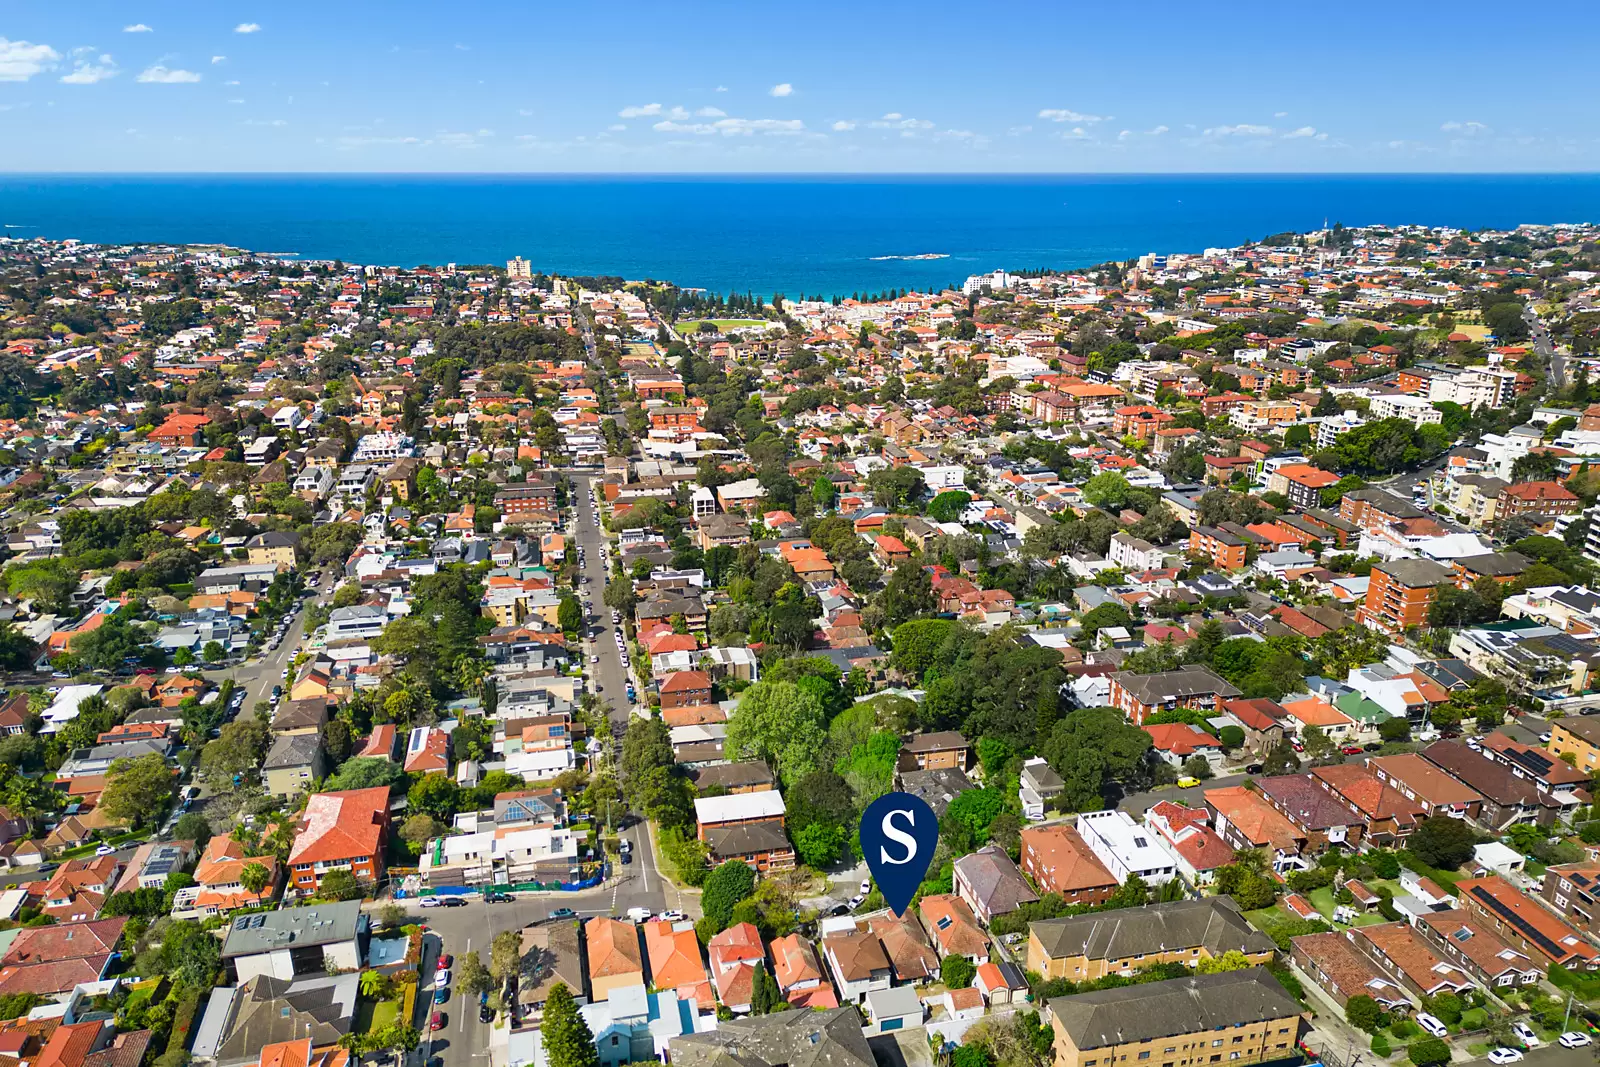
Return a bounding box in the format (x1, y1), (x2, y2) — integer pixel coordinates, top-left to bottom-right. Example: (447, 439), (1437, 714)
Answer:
(3, 172), (1598, 297)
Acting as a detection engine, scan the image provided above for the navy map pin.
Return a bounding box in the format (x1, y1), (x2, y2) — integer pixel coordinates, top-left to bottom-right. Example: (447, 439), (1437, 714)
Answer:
(860, 791), (939, 918)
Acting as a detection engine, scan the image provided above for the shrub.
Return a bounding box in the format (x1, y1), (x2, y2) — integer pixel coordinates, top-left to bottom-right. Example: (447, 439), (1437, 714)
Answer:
(1371, 1033), (1392, 1058)
(1407, 1037), (1450, 1066)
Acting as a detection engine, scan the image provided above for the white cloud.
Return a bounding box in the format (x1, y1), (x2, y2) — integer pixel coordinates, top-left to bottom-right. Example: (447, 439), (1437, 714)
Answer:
(1118, 129), (1131, 141)
(695, 106), (725, 118)
(211, 55), (226, 63)
(1441, 120), (1489, 134)
(228, 98), (245, 104)
(1273, 111), (1287, 118)
(0, 38), (61, 81)
(454, 43), (470, 51)
(714, 85), (727, 92)
(234, 22), (260, 33)
(136, 64), (200, 83)
(518, 109), (533, 117)
(832, 120), (856, 131)
(1038, 108), (1105, 124)
(123, 23), (152, 33)
(652, 116), (805, 136)
(1058, 126), (1090, 140)
(61, 54), (117, 84)
(1283, 126), (1318, 138)
(618, 103), (662, 118)
(1204, 123), (1273, 137)
(607, 123), (626, 131)
(768, 82), (793, 97)
(1146, 125), (1169, 135)
(870, 115), (934, 130)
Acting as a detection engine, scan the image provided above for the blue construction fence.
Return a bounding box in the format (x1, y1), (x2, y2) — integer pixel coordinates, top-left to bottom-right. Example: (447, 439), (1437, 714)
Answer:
(396, 869), (606, 898)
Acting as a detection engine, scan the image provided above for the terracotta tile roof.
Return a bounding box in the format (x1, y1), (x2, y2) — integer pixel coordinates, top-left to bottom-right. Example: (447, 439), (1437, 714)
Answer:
(585, 917), (643, 978)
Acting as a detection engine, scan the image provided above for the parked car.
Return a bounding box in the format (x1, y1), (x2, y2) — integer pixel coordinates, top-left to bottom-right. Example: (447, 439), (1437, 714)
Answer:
(485, 892), (514, 903)
(659, 909), (684, 922)
(441, 896), (468, 908)
(433, 987), (449, 1005)
(430, 1012), (445, 1032)
(421, 895), (442, 908)
(479, 1003), (494, 1024)
(549, 907), (576, 920)
(1560, 1033), (1592, 1049)
(94, 844), (117, 857)
(1416, 1014), (1448, 1039)
(1513, 1022), (1540, 1047)
(621, 851), (632, 865)
(1340, 745), (1364, 755)
(859, 879), (871, 895)
(1488, 1050), (1523, 1065)
(846, 894), (865, 909)
(434, 968), (450, 987)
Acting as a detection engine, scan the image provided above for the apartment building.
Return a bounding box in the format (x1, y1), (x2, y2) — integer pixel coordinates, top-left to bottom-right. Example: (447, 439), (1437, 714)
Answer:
(1027, 898), (1273, 982)
(1044, 970), (1302, 1067)
(1357, 557), (1455, 633)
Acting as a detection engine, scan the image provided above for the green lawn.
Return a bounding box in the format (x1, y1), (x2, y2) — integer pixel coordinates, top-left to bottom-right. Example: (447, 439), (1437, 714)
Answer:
(356, 996), (401, 1034)
(679, 319), (772, 333)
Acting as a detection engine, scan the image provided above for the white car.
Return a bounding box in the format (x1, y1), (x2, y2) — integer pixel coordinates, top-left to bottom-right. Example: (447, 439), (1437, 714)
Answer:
(846, 894), (865, 909)
(1560, 1033), (1592, 1049)
(420, 895), (441, 908)
(94, 844), (117, 857)
(434, 968), (450, 987)
(658, 909), (684, 922)
(1513, 1022), (1540, 1047)
(1416, 1013), (1448, 1039)
(860, 879), (872, 895)
(1540, 732), (1553, 743)
(1488, 1049), (1523, 1064)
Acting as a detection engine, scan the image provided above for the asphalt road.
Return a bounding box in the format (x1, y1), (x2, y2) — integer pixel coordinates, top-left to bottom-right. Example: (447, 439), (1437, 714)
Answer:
(568, 472), (680, 918)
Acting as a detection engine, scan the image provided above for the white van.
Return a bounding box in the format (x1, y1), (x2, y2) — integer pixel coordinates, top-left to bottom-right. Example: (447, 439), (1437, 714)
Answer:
(625, 906), (651, 923)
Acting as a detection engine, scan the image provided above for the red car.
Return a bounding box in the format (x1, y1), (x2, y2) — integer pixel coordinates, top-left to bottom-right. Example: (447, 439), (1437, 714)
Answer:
(439, 953), (453, 969)
(1340, 745), (1364, 755)
(135, 667), (156, 675)
(430, 1012), (445, 1031)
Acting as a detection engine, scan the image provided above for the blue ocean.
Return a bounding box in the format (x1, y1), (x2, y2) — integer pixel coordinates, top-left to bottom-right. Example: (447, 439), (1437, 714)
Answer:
(2, 173), (1597, 298)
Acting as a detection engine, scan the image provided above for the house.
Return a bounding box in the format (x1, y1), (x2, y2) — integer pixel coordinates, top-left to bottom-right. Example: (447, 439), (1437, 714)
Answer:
(659, 671), (712, 710)
(1027, 898), (1274, 982)
(245, 531), (300, 569)
(262, 734), (326, 797)
(707, 922), (764, 1013)
(285, 787), (390, 896)
(1204, 785), (1305, 868)
(1253, 774), (1366, 855)
(0, 917), (126, 1000)
(902, 731), (970, 771)
(1221, 698), (1288, 755)
(866, 911), (938, 984)
(403, 727), (450, 775)
(171, 832), (281, 918)
(586, 917), (646, 1001)
(1288, 931), (1412, 1011)
(564, 983), (702, 1067)
(1141, 722), (1224, 771)
(642, 920), (711, 1011)
(1043, 970), (1302, 1067)
(1109, 668), (1241, 726)
(1019, 757), (1064, 821)
(1143, 802), (1235, 886)
(1368, 752), (1485, 820)
(220, 901), (365, 982)
(769, 933), (836, 1010)
(1020, 824), (1119, 905)
(1309, 763), (1425, 845)
(271, 697), (330, 737)
(1415, 910), (1541, 989)
(820, 925), (892, 1005)
(194, 976), (359, 1067)
(918, 894), (990, 962)
(669, 1008), (874, 1067)
(954, 843), (1041, 923)
(1455, 875), (1600, 970)
(1420, 740), (1558, 828)
(1075, 810), (1179, 885)
(1349, 922), (1474, 998)
(39, 856), (120, 921)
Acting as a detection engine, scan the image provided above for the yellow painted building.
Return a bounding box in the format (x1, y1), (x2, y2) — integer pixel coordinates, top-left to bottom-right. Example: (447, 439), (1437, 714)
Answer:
(1047, 971), (1301, 1067)
(1027, 898), (1275, 982)
(1550, 717), (1600, 773)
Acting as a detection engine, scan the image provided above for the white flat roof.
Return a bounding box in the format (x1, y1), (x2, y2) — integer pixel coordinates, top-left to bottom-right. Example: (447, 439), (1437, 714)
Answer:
(694, 791), (785, 825)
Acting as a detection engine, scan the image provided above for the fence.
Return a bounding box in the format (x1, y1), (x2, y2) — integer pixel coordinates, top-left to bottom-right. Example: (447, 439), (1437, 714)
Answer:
(395, 868), (606, 898)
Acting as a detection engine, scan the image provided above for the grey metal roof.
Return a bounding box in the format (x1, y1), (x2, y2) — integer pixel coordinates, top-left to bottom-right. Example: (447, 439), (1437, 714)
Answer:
(1031, 898), (1274, 964)
(1047, 969), (1302, 1051)
(220, 900), (363, 958)
(670, 1006), (875, 1067)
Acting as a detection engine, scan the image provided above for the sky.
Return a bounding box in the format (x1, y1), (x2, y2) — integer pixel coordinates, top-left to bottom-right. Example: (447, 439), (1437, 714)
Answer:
(1, 0), (1597, 173)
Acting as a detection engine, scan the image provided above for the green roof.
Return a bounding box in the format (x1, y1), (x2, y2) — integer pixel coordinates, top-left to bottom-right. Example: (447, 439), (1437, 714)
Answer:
(1334, 690), (1394, 724)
